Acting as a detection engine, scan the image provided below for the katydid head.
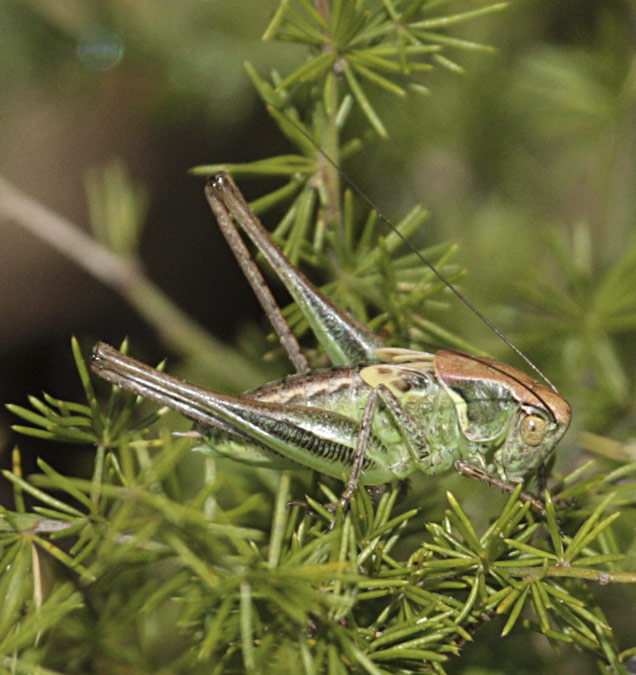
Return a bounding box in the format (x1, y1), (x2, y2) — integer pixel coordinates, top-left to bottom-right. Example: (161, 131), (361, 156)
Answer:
(434, 350), (571, 480)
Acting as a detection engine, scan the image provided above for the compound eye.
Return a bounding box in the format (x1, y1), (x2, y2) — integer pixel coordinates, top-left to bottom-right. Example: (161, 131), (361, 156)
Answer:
(520, 414), (547, 446)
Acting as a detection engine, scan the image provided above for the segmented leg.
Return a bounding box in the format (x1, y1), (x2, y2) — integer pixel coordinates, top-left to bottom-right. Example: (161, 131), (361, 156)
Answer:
(91, 343), (385, 478)
(205, 177), (309, 374)
(374, 386), (430, 464)
(338, 387), (381, 511)
(205, 173), (385, 368)
(454, 460), (548, 517)
(338, 383), (430, 513)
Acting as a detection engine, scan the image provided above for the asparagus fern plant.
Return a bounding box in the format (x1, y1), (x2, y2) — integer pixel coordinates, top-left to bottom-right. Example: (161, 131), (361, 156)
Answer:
(3, 2), (636, 673)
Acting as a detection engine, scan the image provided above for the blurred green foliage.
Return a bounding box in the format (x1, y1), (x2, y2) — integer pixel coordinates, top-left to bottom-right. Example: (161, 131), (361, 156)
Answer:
(2, 1), (636, 673)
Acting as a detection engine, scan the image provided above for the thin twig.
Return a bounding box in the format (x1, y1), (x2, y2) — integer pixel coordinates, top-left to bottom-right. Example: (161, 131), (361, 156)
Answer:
(0, 174), (264, 390)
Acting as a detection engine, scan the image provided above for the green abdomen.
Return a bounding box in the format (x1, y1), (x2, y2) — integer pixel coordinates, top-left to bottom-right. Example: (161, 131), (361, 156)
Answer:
(204, 364), (466, 483)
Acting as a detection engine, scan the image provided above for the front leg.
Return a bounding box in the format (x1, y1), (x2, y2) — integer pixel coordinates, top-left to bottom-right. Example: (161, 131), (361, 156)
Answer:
(454, 459), (548, 517)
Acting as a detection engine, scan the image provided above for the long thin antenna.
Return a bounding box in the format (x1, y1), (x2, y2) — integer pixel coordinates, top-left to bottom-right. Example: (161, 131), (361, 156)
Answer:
(267, 104), (558, 392)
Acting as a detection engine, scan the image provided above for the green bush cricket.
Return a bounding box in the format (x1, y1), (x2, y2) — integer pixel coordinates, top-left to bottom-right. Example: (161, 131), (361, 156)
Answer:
(91, 172), (571, 514)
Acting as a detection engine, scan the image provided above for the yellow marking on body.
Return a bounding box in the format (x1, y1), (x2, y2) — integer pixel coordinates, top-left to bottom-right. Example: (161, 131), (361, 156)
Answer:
(360, 361), (434, 398)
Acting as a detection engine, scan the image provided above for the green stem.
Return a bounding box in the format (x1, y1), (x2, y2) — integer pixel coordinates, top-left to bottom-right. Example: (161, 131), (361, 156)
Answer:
(268, 471), (291, 568)
(319, 70), (343, 246)
(505, 565), (636, 584)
